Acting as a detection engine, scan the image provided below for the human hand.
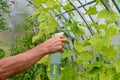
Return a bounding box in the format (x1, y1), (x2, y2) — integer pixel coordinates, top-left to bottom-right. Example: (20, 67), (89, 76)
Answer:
(41, 35), (69, 54)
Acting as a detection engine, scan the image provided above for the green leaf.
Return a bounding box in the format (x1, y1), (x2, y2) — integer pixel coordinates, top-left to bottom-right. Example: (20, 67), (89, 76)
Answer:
(107, 25), (119, 37)
(74, 40), (84, 53)
(86, 6), (98, 15)
(34, 0), (46, 7)
(62, 50), (74, 59)
(102, 63), (116, 80)
(64, 22), (85, 35)
(76, 51), (93, 64)
(108, 10), (120, 23)
(97, 9), (120, 23)
(33, 13), (57, 43)
(32, 2), (60, 18)
(89, 67), (101, 75)
(113, 72), (120, 80)
(71, 22), (85, 35)
(53, 5), (61, 11)
(88, 34), (111, 51)
(99, 73), (114, 80)
(104, 46), (117, 60)
(38, 13), (47, 22)
(97, 24), (106, 30)
(62, 64), (76, 80)
(114, 59), (120, 73)
(97, 9), (108, 19)
(47, 0), (58, 6)
(63, 2), (73, 10)
(32, 8), (52, 18)
(96, 0), (101, 4)
(32, 32), (43, 43)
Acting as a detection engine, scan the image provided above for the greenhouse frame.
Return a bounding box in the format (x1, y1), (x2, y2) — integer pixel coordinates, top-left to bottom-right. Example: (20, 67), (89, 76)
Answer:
(0, 0), (120, 80)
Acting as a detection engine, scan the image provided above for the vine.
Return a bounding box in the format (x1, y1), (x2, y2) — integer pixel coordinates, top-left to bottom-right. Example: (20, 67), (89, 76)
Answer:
(1, 0), (120, 80)
(32, 0), (120, 80)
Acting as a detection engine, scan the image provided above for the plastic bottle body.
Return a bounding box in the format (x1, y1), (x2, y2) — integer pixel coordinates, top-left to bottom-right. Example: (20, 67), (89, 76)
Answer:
(50, 64), (60, 78)
(50, 52), (61, 78)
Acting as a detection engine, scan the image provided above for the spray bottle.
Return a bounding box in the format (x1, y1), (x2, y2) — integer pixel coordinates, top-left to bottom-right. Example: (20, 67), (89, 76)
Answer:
(50, 32), (64, 78)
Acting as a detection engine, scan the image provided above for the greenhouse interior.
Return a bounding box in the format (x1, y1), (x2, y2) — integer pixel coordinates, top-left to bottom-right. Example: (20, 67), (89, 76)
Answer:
(1, 0), (120, 80)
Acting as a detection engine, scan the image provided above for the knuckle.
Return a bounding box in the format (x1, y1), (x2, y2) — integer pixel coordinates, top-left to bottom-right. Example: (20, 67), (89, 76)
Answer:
(58, 42), (62, 44)
(59, 45), (63, 49)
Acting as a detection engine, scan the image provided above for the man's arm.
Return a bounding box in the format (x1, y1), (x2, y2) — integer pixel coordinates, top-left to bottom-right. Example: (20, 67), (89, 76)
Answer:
(0, 36), (69, 79)
(0, 44), (47, 79)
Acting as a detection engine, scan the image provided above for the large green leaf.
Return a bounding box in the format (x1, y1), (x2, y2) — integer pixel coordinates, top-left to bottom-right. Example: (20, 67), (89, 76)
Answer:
(38, 13), (47, 22)
(74, 40), (85, 53)
(61, 63), (76, 80)
(71, 22), (85, 35)
(97, 9), (120, 23)
(64, 22), (85, 35)
(62, 50), (74, 59)
(88, 34), (111, 51)
(32, 2), (60, 18)
(99, 63), (116, 80)
(96, 0), (101, 4)
(76, 51), (93, 64)
(86, 6), (98, 15)
(88, 62), (102, 75)
(89, 67), (101, 75)
(32, 13), (57, 42)
(97, 9), (108, 19)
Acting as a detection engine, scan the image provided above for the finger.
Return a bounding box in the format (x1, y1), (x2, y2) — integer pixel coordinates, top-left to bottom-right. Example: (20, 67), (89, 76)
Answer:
(62, 43), (64, 48)
(53, 35), (64, 38)
(57, 43), (64, 49)
(59, 35), (66, 38)
(60, 43), (65, 52)
(60, 48), (64, 53)
(60, 38), (69, 43)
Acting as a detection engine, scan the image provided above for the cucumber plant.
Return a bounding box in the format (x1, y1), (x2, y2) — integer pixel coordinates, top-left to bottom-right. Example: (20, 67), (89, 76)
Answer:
(32, 0), (120, 80)
(2, 0), (120, 80)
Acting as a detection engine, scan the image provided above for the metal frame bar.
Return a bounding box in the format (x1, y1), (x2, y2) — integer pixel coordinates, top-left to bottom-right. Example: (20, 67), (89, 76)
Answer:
(56, 0), (95, 17)
(101, 0), (111, 11)
(78, 0), (96, 23)
(10, 1), (16, 55)
(101, 0), (120, 25)
(112, 0), (120, 13)
(69, 0), (94, 35)
(56, 0), (86, 40)
(59, 0), (73, 20)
